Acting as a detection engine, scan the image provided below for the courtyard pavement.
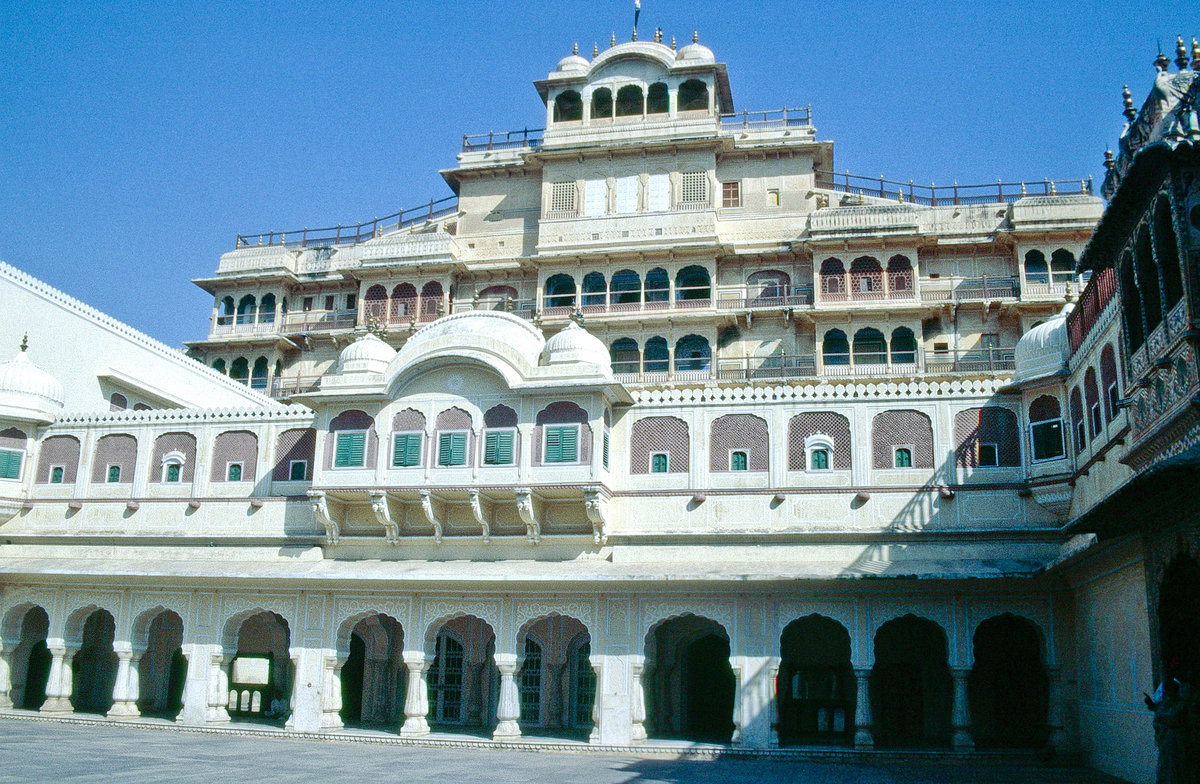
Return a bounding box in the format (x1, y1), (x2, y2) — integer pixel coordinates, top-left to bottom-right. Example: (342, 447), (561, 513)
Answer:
(0, 717), (1135, 784)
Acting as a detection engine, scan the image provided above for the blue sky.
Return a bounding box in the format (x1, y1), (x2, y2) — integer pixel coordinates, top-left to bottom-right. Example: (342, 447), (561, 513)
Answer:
(1, 1), (1195, 349)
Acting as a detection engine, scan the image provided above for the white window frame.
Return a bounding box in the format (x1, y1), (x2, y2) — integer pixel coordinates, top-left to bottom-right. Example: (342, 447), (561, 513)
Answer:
(1029, 416), (1066, 462)
(49, 464), (66, 484)
(160, 450), (186, 483)
(649, 451), (669, 473)
(288, 459), (309, 481)
(542, 423), (582, 465)
(332, 430), (368, 469)
(226, 461), (245, 482)
(1090, 400), (1103, 435)
(436, 429), (470, 468)
(804, 434), (835, 472)
(680, 171), (708, 206)
(549, 181), (577, 215)
(892, 445), (915, 468)
(106, 463), (123, 483)
(1107, 381), (1120, 419)
(977, 442), (1000, 467)
(728, 449), (750, 471)
(392, 430), (424, 468)
(482, 427), (517, 466)
(0, 447), (23, 480)
(721, 180), (742, 209)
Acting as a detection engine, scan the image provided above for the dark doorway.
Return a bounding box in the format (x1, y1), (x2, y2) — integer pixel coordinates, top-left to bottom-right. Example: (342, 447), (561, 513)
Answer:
(1159, 553), (1200, 686)
(969, 614), (1048, 748)
(684, 634), (735, 742)
(71, 609), (118, 714)
(645, 615), (735, 743)
(340, 633), (366, 723)
(23, 640), (51, 710)
(778, 615), (854, 746)
(870, 615), (952, 747)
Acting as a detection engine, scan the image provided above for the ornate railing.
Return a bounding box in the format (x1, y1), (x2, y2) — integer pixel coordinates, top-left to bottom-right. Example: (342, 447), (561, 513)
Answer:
(235, 196), (458, 249)
(815, 170), (1093, 206)
(1067, 268), (1118, 354)
(462, 128), (544, 152)
(718, 106), (812, 130)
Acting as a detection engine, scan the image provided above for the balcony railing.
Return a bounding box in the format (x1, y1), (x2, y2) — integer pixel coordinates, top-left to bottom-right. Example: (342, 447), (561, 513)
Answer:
(281, 310), (357, 333)
(718, 106), (812, 131)
(717, 285), (814, 310)
(920, 276), (1020, 304)
(212, 316), (279, 336)
(235, 196), (458, 249)
(815, 170), (1093, 206)
(1022, 279), (1074, 299)
(462, 128), (544, 152)
(1067, 267), (1117, 354)
(269, 375), (323, 399)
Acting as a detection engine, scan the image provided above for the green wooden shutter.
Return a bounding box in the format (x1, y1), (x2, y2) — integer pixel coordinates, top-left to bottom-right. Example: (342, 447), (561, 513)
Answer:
(438, 432), (453, 466)
(107, 465), (121, 483)
(0, 450), (21, 479)
(651, 453), (667, 473)
(484, 432), (498, 464)
(603, 432), (609, 468)
(731, 451), (747, 471)
(450, 433), (466, 465)
(485, 431), (514, 465)
(545, 426), (578, 463)
(561, 426), (578, 462)
(544, 426), (561, 463)
(335, 432), (365, 467)
(394, 434), (421, 467)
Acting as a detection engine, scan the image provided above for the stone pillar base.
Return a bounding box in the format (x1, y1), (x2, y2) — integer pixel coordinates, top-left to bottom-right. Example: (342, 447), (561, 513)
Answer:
(400, 716), (430, 737)
(853, 728), (874, 750)
(951, 729), (974, 751)
(0, 696), (13, 710)
(106, 701), (141, 720)
(40, 698), (73, 715)
(492, 720), (521, 741)
(204, 706), (231, 724)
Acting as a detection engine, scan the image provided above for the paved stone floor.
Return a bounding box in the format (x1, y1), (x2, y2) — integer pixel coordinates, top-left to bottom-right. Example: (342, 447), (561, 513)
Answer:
(0, 717), (1134, 784)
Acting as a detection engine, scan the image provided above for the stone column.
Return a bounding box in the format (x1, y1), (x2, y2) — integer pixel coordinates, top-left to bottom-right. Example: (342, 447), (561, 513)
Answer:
(853, 667), (873, 750)
(629, 658), (647, 742)
(587, 658), (602, 743)
(106, 643), (140, 719)
(40, 641), (73, 714)
(318, 652), (344, 732)
(399, 652), (430, 738)
(767, 660), (781, 748)
(950, 667), (974, 750)
(204, 650), (231, 724)
(492, 653), (521, 741)
(1045, 667), (1067, 753)
(0, 641), (13, 709)
(730, 660), (744, 745)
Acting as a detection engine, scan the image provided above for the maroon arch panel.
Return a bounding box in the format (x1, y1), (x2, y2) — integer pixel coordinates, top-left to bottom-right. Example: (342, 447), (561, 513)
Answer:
(210, 431), (259, 482)
(324, 410), (378, 470)
(273, 428), (315, 481)
(151, 432), (198, 483)
(953, 407), (1019, 467)
(92, 434), (137, 483)
(871, 410), (934, 468)
(630, 416), (689, 474)
(709, 414), (768, 472)
(532, 402), (591, 466)
(787, 412), (852, 470)
(36, 435), (80, 484)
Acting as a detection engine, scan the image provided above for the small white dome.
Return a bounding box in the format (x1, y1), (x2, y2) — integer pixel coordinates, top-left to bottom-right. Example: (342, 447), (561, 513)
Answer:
(0, 348), (64, 423)
(541, 320), (611, 370)
(556, 54), (589, 73)
(1013, 303), (1073, 386)
(676, 42), (715, 64)
(338, 333), (396, 375)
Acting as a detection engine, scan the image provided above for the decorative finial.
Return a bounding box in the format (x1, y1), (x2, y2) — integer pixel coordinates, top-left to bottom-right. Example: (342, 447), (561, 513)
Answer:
(632, 27), (637, 41)
(693, 30), (698, 44)
(19, 333), (28, 352)
(611, 32), (616, 47)
(1192, 38), (1199, 70)
(1103, 149), (1115, 172)
(573, 42), (578, 56)
(1123, 85), (1136, 121)
(570, 307), (585, 327)
(1155, 48), (1169, 72)
(671, 35), (676, 51)
(654, 27), (662, 44)
(1176, 36), (1188, 70)
(593, 43), (599, 57)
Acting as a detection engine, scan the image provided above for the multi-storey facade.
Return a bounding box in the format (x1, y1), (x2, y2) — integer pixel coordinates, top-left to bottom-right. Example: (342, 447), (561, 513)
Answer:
(2, 32), (1194, 784)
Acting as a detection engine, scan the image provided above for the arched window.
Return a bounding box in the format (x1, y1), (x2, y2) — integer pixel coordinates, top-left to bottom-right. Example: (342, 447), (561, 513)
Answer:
(675, 265), (711, 303)
(887, 255), (914, 295)
(1101, 344), (1120, 420)
(94, 434), (136, 484)
(391, 282), (417, 320)
(590, 87), (613, 119)
(871, 410), (934, 469)
(36, 434), (80, 485)
(644, 268), (669, 305)
(212, 431), (258, 483)
(890, 327), (917, 364)
(678, 79), (709, 112)
(0, 427), (26, 480)
(544, 274), (576, 310)
(615, 85), (644, 117)
(327, 410), (376, 470)
(250, 357), (270, 390)
(822, 329), (849, 366)
(1029, 395), (1064, 461)
(610, 269), (641, 306)
(581, 272), (606, 309)
(212, 358), (227, 374)
(852, 328), (887, 365)
(748, 270), (790, 303)
(109, 393), (128, 412)
(893, 447), (913, 468)
(1050, 249), (1075, 285)
(217, 296), (235, 325)
(630, 416), (689, 474)
(420, 281), (443, 320)
(1024, 250), (1048, 285)
(610, 338), (640, 375)
(820, 258), (846, 300)
(236, 295), (256, 325)
(647, 82), (669, 114)
(482, 405), (518, 466)
(230, 357), (249, 383)
(1136, 224), (1163, 331)
(258, 293), (276, 324)
(674, 334), (711, 373)
(1069, 387), (1085, 451)
(1155, 198), (1184, 308)
(849, 256), (883, 299)
(553, 90), (582, 122)
(535, 402), (590, 465)
(644, 337), (669, 373)
(1085, 367), (1103, 438)
(273, 427), (315, 481)
(1120, 252), (1144, 350)
(364, 285), (388, 321)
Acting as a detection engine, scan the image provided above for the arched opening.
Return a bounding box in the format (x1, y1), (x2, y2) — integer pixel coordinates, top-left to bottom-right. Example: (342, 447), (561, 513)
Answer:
(644, 615), (734, 743)
(1155, 198), (1184, 309)
(340, 614), (405, 726)
(822, 329), (850, 367)
(852, 328), (887, 366)
(581, 272), (606, 310)
(1120, 253), (1145, 350)
(1085, 367), (1103, 437)
(887, 256), (914, 295)
(229, 357), (249, 384)
(615, 85), (644, 117)
(748, 270), (790, 304)
(590, 88), (613, 120)
(258, 293), (276, 324)
(643, 336), (669, 374)
(1159, 554), (1200, 688)
(644, 267), (670, 306)
(236, 295), (256, 325)
(427, 615), (498, 731)
(390, 282), (417, 321)
(675, 265), (711, 304)
(969, 614), (1048, 748)
(678, 79), (709, 112)
(1029, 395), (1065, 461)
(250, 357), (269, 391)
(69, 608), (118, 714)
(890, 327), (917, 364)
(517, 615), (592, 737)
(1024, 250), (1049, 285)
(820, 258), (846, 301)
(610, 338), (640, 375)
(364, 284), (388, 321)
(553, 90), (582, 122)
(544, 274), (576, 311)
(647, 82), (669, 114)
(217, 296), (235, 326)
(212, 358), (226, 374)
(778, 615), (854, 746)
(137, 610), (186, 718)
(109, 392), (127, 412)
(1050, 249), (1076, 286)
(420, 281), (444, 321)
(228, 611), (292, 724)
(609, 269), (641, 306)
(5, 606), (50, 710)
(849, 257), (883, 299)
(1137, 224), (1164, 331)
(674, 334), (711, 374)
(870, 615), (951, 747)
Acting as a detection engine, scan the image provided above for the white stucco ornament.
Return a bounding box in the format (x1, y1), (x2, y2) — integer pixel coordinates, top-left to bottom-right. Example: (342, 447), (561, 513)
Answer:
(1012, 303), (1073, 386)
(337, 333), (396, 375)
(556, 52), (589, 74)
(0, 339), (65, 424)
(541, 319), (611, 370)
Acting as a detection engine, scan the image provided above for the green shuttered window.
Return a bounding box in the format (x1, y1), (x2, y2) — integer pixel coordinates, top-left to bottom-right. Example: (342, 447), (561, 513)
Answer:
(438, 432), (467, 466)
(544, 425), (578, 463)
(393, 433), (422, 467)
(484, 431), (514, 465)
(0, 449), (22, 480)
(334, 431), (366, 467)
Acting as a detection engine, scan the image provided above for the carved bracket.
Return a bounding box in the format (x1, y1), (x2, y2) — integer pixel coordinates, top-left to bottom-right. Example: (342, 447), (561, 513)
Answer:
(419, 490), (444, 544)
(0, 498), (22, 527)
(370, 491), (400, 545)
(514, 487), (541, 544)
(468, 489), (491, 543)
(307, 490), (340, 545)
(583, 488), (608, 545)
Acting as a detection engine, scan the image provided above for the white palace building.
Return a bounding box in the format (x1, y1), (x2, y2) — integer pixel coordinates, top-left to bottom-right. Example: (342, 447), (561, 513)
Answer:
(2, 31), (1199, 784)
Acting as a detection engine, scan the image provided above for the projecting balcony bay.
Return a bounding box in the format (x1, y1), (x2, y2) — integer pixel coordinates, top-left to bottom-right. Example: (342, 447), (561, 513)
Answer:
(537, 210), (718, 251)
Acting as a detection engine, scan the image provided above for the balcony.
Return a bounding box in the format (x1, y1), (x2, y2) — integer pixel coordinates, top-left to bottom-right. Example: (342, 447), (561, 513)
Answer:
(212, 316), (282, 337)
(717, 285), (814, 310)
(815, 170), (1093, 206)
(920, 276), (1020, 304)
(234, 196), (458, 250)
(269, 374), (323, 399)
(1067, 268), (1117, 355)
(281, 309), (358, 333)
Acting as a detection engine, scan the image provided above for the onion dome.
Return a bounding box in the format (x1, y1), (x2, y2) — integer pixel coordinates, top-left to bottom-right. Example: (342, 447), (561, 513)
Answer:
(556, 43), (589, 73)
(676, 31), (714, 64)
(541, 319), (611, 371)
(1013, 303), (1073, 386)
(337, 332), (396, 375)
(0, 339), (65, 423)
